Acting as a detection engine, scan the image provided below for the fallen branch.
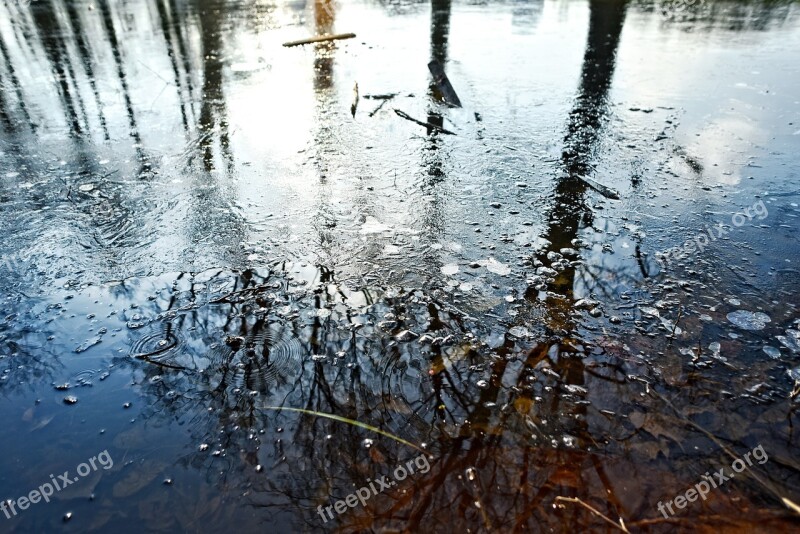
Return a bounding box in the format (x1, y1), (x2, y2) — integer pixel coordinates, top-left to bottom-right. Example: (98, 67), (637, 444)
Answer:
(393, 109), (456, 135)
(282, 33), (356, 47)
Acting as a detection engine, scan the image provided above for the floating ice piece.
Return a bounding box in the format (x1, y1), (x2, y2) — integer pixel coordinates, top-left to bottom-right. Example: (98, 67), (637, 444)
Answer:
(777, 329), (800, 353)
(762, 346), (781, 359)
(574, 299), (599, 310)
(75, 336), (102, 353)
(639, 307), (660, 317)
(726, 310), (771, 330)
(508, 326), (531, 338)
(441, 263), (459, 276)
(359, 217), (391, 234)
(660, 318), (682, 334)
(485, 257), (511, 276)
(787, 367), (800, 382)
(395, 330), (419, 342)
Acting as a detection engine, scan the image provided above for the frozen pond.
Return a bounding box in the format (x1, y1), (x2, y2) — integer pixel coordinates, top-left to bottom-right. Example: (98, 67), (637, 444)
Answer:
(0, 0), (799, 531)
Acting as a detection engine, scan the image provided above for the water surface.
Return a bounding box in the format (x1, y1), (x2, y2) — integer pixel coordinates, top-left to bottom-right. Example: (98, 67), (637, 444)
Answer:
(0, 0), (799, 531)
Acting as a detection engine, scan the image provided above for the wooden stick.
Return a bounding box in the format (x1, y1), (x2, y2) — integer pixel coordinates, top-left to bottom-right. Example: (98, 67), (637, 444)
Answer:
(393, 109), (456, 135)
(369, 99), (389, 117)
(351, 82), (359, 118)
(282, 33), (356, 47)
(363, 93), (398, 100)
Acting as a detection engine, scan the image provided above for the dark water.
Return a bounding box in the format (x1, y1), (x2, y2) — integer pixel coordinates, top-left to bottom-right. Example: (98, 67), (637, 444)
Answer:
(0, 0), (799, 531)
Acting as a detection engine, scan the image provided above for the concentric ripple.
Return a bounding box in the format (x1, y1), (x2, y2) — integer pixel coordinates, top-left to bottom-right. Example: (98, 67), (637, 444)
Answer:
(210, 325), (304, 393)
(128, 322), (185, 368)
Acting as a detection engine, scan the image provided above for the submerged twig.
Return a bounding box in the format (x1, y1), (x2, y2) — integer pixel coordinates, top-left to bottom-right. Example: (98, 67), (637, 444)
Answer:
(282, 33), (356, 47)
(133, 356), (187, 370)
(671, 305), (683, 337)
(210, 285), (267, 304)
(393, 109), (456, 135)
(782, 497), (800, 515)
(650, 388), (800, 516)
(554, 496), (630, 533)
(262, 406), (426, 453)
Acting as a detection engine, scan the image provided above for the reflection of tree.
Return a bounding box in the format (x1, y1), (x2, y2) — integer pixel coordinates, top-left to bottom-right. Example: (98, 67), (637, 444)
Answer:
(637, 0), (795, 30)
(196, 0), (234, 174)
(536, 0), (629, 306)
(30, 0), (86, 135)
(64, 0), (110, 140)
(374, 2), (634, 528)
(96, 0), (153, 175)
(0, 303), (65, 395)
(0, 27), (34, 133)
(0, 0), (797, 530)
(154, 0), (192, 135)
(312, 0), (335, 93)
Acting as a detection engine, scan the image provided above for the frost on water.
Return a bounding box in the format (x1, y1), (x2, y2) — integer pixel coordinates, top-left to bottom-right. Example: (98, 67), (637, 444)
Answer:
(776, 329), (800, 353)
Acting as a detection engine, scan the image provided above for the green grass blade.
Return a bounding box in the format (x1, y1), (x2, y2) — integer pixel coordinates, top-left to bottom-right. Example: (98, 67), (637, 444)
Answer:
(262, 406), (425, 453)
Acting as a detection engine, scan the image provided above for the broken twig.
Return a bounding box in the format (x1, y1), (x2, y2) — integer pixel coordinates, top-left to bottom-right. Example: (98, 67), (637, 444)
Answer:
(393, 109), (456, 135)
(369, 99), (389, 117)
(577, 175), (621, 200)
(282, 33), (356, 47)
(363, 93), (398, 100)
(351, 82), (359, 118)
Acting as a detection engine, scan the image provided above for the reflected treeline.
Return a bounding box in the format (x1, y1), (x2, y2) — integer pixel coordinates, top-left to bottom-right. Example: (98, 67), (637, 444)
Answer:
(0, 0), (793, 147)
(533, 0), (629, 311)
(638, 0), (795, 29)
(0, 0), (246, 175)
(89, 261), (798, 530)
(0, 0), (798, 531)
